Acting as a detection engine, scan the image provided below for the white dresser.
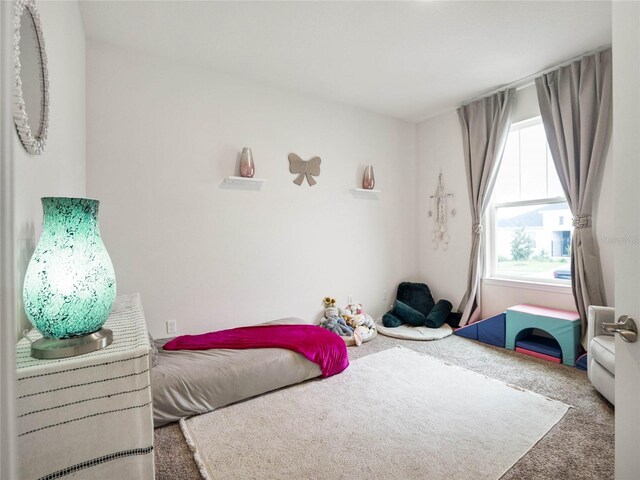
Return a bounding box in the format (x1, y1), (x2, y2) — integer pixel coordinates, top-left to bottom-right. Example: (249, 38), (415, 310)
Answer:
(15, 293), (155, 480)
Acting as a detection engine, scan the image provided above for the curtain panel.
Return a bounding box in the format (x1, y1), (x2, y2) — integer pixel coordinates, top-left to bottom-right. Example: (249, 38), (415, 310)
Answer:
(457, 89), (516, 326)
(535, 49), (612, 346)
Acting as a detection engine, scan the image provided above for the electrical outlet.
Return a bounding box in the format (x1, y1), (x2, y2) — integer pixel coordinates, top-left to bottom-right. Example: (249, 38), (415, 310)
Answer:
(382, 290), (389, 301)
(347, 295), (353, 305)
(166, 319), (177, 335)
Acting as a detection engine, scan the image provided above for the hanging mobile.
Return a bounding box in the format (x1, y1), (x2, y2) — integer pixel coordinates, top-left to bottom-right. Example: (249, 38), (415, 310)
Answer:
(429, 171), (455, 250)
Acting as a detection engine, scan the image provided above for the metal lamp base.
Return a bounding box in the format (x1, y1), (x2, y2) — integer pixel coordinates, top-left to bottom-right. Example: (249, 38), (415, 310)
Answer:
(30, 328), (113, 359)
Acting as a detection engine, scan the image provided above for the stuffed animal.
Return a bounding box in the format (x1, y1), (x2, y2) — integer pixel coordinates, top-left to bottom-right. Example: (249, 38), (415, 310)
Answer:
(342, 304), (375, 330)
(320, 296), (354, 336)
(359, 313), (375, 329)
(322, 315), (354, 336)
(341, 304), (376, 347)
(319, 297), (377, 345)
(353, 325), (369, 346)
(344, 303), (363, 316)
(323, 297), (337, 308)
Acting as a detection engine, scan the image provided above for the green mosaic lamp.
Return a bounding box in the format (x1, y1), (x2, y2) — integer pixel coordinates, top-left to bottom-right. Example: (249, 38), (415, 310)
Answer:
(23, 197), (117, 359)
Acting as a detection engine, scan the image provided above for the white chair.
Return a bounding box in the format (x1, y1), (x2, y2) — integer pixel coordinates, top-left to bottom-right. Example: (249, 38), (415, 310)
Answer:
(587, 305), (616, 405)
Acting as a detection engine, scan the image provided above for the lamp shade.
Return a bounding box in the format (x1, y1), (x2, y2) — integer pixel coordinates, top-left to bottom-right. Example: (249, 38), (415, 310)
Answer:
(23, 197), (116, 339)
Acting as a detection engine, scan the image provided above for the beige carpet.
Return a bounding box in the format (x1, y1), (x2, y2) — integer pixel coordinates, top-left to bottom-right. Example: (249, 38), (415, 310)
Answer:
(180, 346), (569, 480)
(155, 334), (614, 480)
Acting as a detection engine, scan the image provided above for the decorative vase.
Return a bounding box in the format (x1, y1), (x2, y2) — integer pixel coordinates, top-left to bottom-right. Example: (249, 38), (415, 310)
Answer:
(239, 147), (255, 178)
(362, 165), (375, 190)
(23, 197), (117, 339)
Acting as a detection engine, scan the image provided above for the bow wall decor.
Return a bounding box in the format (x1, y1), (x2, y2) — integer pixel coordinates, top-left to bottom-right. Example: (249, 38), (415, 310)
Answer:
(288, 153), (321, 186)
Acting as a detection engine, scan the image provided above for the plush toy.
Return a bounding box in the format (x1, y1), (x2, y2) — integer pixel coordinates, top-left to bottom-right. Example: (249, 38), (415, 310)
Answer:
(322, 316), (354, 336)
(340, 303), (376, 347)
(343, 303), (363, 316)
(353, 326), (370, 346)
(323, 297), (337, 308)
(342, 304), (375, 330)
(360, 313), (375, 329)
(319, 297), (378, 346)
(320, 297), (354, 337)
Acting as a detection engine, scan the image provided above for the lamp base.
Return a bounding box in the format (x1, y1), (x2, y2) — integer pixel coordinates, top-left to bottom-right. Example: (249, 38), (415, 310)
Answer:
(30, 328), (113, 359)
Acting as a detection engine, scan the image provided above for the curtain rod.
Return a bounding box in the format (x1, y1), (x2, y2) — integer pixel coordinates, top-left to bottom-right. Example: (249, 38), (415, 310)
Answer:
(461, 45), (611, 106)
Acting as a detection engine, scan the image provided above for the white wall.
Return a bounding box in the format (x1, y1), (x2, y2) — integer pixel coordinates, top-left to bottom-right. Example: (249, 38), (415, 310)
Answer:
(416, 110), (470, 306)
(13, 1), (86, 337)
(417, 85), (615, 319)
(481, 280), (576, 315)
(86, 41), (418, 339)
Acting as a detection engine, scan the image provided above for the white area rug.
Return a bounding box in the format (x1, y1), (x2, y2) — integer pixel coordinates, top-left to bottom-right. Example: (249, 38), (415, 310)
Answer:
(181, 347), (570, 480)
(375, 319), (453, 340)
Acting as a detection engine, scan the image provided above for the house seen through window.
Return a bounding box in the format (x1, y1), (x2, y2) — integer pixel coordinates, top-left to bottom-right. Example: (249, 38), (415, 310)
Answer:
(489, 117), (572, 283)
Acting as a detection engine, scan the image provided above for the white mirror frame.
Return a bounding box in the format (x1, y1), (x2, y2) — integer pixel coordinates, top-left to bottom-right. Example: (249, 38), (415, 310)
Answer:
(13, 0), (48, 155)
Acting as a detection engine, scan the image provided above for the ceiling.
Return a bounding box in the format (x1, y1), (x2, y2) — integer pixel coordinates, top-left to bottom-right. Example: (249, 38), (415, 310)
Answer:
(79, 1), (612, 122)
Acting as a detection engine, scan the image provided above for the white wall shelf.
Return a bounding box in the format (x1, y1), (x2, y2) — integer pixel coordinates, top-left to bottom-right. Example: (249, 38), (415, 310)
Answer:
(351, 188), (381, 195)
(224, 176), (267, 187)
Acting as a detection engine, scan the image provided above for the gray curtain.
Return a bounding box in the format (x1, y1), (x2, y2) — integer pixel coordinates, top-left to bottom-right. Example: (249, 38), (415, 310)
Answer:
(535, 49), (612, 345)
(457, 89), (516, 326)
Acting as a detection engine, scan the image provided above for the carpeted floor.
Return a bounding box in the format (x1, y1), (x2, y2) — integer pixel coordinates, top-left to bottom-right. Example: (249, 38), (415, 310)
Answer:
(154, 334), (614, 480)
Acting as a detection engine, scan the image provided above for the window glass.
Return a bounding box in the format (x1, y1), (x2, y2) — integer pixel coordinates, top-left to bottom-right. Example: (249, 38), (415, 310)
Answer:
(546, 146), (565, 197)
(519, 122), (548, 200)
(490, 118), (572, 283)
(495, 202), (572, 280)
(493, 133), (519, 203)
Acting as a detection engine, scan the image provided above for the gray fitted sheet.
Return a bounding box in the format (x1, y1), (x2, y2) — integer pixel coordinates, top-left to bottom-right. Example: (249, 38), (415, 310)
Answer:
(151, 317), (322, 427)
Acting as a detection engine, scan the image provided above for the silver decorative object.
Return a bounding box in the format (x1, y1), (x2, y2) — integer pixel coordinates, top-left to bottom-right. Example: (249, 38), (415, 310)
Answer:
(239, 147), (255, 178)
(362, 165), (375, 190)
(428, 172), (455, 251)
(13, 0), (49, 155)
(30, 329), (113, 360)
(572, 215), (591, 229)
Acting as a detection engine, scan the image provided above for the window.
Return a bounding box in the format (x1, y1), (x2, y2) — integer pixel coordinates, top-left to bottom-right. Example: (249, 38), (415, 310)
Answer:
(487, 117), (571, 284)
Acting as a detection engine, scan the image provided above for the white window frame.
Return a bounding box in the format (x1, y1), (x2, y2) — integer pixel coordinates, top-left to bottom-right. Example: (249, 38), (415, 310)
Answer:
(484, 117), (572, 290)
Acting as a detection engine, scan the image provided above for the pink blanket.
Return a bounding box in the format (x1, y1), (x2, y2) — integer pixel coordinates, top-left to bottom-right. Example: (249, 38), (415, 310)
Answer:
(163, 324), (349, 377)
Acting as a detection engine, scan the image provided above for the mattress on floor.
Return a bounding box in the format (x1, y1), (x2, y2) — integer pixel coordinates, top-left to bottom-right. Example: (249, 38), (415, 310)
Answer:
(152, 317), (322, 427)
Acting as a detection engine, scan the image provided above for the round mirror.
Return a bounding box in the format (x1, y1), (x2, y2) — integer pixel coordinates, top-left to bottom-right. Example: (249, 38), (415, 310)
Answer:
(13, 0), (49, 155)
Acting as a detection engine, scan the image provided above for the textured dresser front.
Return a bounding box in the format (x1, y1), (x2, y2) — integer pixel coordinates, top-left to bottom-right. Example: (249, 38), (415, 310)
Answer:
(16, 293), (155, 480)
